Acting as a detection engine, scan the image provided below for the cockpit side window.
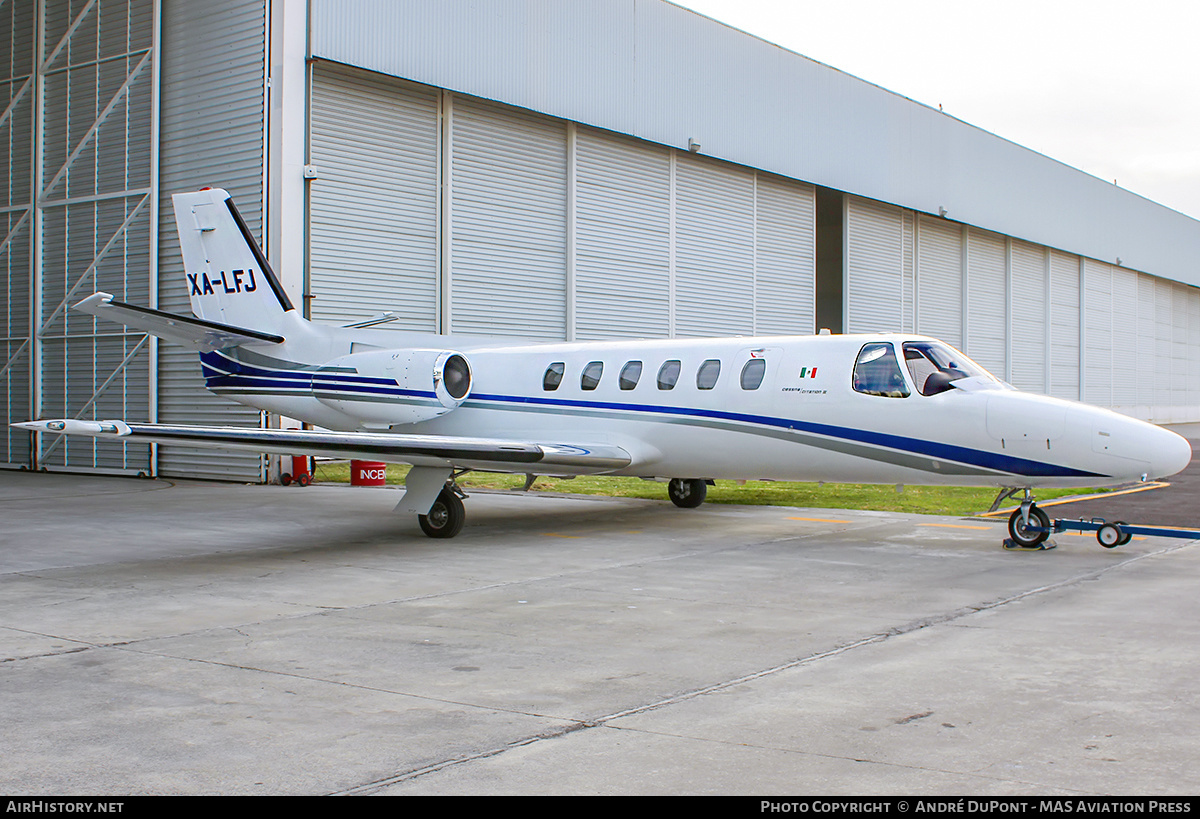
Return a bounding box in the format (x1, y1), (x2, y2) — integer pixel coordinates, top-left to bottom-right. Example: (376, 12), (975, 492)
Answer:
(852, 343), (910, 398)
(902, 341), (990, 396)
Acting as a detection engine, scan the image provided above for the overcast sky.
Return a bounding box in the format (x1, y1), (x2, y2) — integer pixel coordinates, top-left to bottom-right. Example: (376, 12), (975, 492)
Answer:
(671, 0), (1200, 221)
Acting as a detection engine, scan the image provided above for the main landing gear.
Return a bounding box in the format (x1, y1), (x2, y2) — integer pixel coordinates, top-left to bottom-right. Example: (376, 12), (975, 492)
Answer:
(668, 478), (709, 508)
(418, 483), (467, 539)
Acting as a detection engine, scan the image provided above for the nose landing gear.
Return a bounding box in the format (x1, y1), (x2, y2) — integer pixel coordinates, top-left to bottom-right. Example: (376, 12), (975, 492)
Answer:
(1005, 491), (1054, 550)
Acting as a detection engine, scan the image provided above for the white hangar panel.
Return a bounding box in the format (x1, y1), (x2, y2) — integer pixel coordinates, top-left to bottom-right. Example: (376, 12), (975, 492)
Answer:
(673, 154), (756, 338)
(1082, 259), (1113, 407)
(1047, 249), (1081, 402)
(448, 95), (567, 339)
(916, 216), (963, 349)
(573, 128), (672, 340)
(309, 0), (1200, 291)
(1173, 282), (1195, 408)
(1008, 240), (1047, 393)
(309, 64), (439, 330)
(753, 174), (815, 336)
(1135, 273), (1158, 407)
(845, 197), (910, 334)
(1109, 266), (1139, 408)
(1154, 277), (1175, 407)
(964, 229), (1007, 380)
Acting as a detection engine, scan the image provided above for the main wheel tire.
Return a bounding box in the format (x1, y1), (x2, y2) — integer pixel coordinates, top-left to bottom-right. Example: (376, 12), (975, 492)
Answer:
(1008, 505), (1050, 548)
(668, 478), (708, 508)
(419, 488), (466, 538)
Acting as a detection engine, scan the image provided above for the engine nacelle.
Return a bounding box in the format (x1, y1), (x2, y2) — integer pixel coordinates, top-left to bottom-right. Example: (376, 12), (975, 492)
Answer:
(313, 348), (472, 426)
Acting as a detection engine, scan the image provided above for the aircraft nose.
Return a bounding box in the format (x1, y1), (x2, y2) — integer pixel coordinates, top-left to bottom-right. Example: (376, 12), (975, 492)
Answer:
(1151, 426), (1193, 479)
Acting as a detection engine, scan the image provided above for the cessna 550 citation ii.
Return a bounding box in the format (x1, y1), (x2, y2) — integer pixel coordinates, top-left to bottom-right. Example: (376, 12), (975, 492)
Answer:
(14, 188), (1193, 543)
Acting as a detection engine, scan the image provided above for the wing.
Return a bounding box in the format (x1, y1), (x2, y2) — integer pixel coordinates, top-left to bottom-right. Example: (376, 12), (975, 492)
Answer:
(11, 419), (632, 474)
(74, 292), (284, 352)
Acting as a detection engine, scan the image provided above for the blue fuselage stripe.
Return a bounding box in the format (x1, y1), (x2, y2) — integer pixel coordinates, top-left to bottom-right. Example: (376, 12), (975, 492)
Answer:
(198, 354), (1103, 479)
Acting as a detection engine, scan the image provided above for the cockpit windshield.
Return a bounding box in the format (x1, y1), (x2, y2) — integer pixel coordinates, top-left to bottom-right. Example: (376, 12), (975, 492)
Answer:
(902, 341), (995, 396)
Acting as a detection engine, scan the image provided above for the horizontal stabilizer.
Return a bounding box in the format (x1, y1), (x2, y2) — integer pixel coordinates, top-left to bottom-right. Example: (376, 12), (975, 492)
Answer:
(74, 292), (284, 351)
(12, 420), (633, 475)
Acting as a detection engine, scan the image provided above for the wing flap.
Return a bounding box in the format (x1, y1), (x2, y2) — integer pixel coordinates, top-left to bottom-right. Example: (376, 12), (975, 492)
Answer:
(12, 420), (632, 475)
(74, 292), (284, 351)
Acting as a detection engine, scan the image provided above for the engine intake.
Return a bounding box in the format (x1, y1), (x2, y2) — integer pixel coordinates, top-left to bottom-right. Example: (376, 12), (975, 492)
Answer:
(313, 348), (473, 426)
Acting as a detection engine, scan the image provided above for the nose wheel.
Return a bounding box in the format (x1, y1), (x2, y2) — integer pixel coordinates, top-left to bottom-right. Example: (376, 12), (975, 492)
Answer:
(1007, 503), (1051, 549)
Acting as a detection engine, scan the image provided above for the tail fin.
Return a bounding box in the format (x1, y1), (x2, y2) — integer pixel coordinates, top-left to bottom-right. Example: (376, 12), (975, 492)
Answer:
(173, 188), (295, 336)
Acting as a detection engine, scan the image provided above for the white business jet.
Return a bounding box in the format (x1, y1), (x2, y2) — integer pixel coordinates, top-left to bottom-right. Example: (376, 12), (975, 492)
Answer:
(14, 188), (1193, 544)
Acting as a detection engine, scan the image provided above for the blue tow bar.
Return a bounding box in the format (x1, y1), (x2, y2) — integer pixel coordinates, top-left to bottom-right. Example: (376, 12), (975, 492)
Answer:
(1005, 517), (1200, 550)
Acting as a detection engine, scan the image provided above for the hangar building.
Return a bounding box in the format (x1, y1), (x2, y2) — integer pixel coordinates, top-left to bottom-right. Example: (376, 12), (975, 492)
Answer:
(2, 0), (1199, 481)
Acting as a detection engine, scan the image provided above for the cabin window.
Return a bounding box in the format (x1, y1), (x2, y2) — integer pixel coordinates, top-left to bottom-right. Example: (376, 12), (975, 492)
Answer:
(581, 361), (604, 390)
(619, 360), (643, 390)
(697, 359), (721, 390)
(657, 360), (681, 390)
(740, 358), (767, 390)
(543, 362), (565, 391)
(852, 343), (910, 398)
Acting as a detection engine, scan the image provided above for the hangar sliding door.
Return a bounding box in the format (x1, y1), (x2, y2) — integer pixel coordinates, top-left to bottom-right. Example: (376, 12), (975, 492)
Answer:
(963, 229), (1007, 379)
(573, 127), (816, 340)
(916, 215), (963, 349)
(1047, 250), (1080, 401)
(26, 0), (155, 475)
(309, 64), (439, 329)
(673, 154), (755, 338)
(448, 95), (567, 340)
(1008, 240), (1047, 393)
(573, 129), (672, 340)
(307, 72), (819, 344)
(0, 0), (33, 469)
(1082, 259), (1114, 406)
(156, 0), (266, 481)
(1109, 266), (1139, 408)
(753, 173), (816, 336)
(845, 196), (911, 334)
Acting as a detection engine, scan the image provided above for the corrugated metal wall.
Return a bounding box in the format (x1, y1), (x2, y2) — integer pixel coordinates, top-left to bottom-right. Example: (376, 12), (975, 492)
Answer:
(844, 193), (1200, 420)
(843, 197), (909, 334)
(309, 65), (439, 329)
(37, 0), (155, 474)
(573, 128), (672, 339)
(308, 63), (816, 343)
(448, 94), (568, 338)
(308, 0), (1200, 293)
(0, 0), (35, 469)
(1008, 239), (1047, 393)
(0, 0), (154, 475)
(964, 228), (1007, 379)
(156, 0), (266, 481)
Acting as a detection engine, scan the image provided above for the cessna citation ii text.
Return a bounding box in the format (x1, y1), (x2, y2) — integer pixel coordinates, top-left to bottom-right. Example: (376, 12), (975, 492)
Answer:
(15, 188), (1193, 543)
